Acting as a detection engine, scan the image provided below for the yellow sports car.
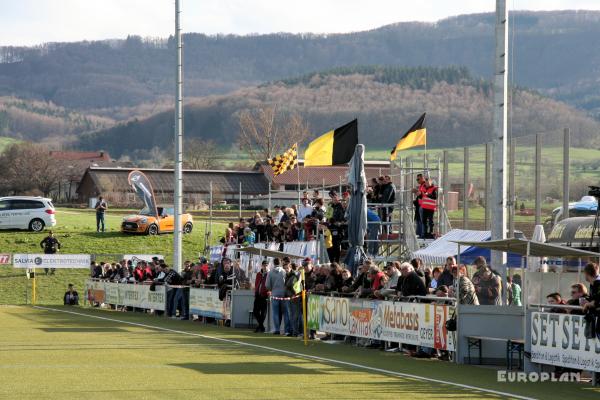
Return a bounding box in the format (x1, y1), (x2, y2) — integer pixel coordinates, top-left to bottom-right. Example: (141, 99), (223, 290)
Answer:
(121, 206), (193, 235)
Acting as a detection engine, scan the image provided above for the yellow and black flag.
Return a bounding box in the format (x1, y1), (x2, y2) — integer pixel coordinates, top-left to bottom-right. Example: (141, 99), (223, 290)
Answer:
(267, 143), (298, 176)
(304, 119), (358, 166)
(390, 113), (427, 161)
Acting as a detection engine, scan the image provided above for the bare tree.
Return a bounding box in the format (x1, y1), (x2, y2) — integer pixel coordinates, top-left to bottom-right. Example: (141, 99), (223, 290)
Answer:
(238, 106), (311, 162)
(0, 143), (64, 196)
(184, 138), (218, 169)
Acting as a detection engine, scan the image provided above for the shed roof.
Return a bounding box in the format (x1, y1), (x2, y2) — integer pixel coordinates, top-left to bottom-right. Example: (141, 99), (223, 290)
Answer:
(77, 167), (269, 195)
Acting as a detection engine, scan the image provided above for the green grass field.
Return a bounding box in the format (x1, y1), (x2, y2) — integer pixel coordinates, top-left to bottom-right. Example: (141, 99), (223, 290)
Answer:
(0, 305), (597, 400)
(0, 209), (226, 305)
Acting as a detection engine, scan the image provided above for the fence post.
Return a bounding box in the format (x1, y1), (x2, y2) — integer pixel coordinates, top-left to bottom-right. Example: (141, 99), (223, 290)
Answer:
(562, 128), (570, 221)
(463, 147), (469, 230)
(238, 181), (242, 219)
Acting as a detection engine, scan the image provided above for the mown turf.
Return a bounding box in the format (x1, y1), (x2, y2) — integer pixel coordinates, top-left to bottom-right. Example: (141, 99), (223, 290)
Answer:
(0, 209), (225, 305)
(0, 306), (598, 400)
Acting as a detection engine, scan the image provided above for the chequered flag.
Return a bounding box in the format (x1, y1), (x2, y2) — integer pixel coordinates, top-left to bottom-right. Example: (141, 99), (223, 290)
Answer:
(267, 143), (298, 176)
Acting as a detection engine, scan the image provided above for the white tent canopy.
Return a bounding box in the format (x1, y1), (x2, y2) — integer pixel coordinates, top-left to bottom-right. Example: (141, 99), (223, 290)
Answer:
(411, 229), (491, 266)
(451, 237), (600, 258)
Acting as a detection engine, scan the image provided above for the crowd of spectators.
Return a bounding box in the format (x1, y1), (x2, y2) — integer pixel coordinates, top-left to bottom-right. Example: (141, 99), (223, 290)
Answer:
(545, 262), (600, 317)
(221, 176), (397, 260)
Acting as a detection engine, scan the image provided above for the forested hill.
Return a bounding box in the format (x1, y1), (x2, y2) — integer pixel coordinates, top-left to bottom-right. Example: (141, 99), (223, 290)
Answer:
(78, 66), (600, 157)
(2, 10), (600, 116)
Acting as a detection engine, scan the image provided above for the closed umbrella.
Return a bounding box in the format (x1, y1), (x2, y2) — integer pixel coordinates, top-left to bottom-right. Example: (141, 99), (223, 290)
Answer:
(344, 144), (368, 276)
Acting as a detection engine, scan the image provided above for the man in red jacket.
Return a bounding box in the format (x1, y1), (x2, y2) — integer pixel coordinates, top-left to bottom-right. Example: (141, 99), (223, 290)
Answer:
(253, 260), (270, 333)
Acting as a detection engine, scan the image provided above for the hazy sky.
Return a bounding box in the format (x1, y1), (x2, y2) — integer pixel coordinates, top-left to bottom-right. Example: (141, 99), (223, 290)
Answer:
(2, 0), (600, 46)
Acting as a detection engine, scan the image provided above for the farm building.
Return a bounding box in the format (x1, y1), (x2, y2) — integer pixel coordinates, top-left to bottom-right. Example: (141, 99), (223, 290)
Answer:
(76, 167), (270, 208)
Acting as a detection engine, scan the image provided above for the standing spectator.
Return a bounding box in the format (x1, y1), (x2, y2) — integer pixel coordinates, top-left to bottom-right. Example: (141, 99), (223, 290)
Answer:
(419, 178), (437, 238)
(581, 262), (600, 313)
(343, 261), (371, 294)
(412, 174), (426, 238)
(379, 176), (396, 234)
(397, 262), (428, 297)
(546, 293), (568, 313)
(266, 258), (290, 335)
(360, 265), (386, 298)
(302, 258), (316, 292)
(63, 284), (79, 305)
(242, 227), (256, 245)
(472, 257), (501, 305)
(40, 230), (60, 275)
(274, 206), (285, 224)
(311, 190), (321, 205)
(507, 275), (522, 306)
(430, 267), (442, 290)
(253, 260), (270, 333)
(94, 195), (108, 233)
(366, 208), (381, 256)
(450, 265), (479, 305)
(375, 262), (401, 299)
(297, 198), (314, 222)
(284, 262), (302, 337)
(567, 283), (588, 315)
(437, 257), (456, 288)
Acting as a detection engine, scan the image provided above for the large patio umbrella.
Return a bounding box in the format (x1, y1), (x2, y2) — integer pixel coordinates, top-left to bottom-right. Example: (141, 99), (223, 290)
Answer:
(343, 144), (368, 276)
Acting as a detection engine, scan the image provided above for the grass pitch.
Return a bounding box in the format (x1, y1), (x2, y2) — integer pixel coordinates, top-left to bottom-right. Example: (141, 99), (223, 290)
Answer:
(0, 306), (598, 400)
(0, 208), (225, 305)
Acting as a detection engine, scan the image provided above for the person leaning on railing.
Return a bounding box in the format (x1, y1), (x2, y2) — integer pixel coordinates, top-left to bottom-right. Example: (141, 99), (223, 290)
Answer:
(567, 283), (588, 315)
(374, 262), (401, 299)
(581, 262), (600, 314)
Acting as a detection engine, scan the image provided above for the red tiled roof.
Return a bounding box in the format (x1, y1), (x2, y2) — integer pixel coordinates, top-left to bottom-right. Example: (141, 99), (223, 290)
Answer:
(49, 151), (110, 161)
(258, 160), (391, 186)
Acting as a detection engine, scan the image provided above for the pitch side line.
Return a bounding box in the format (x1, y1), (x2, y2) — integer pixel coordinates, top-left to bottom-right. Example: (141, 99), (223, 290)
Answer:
(34, 306), (536, 400)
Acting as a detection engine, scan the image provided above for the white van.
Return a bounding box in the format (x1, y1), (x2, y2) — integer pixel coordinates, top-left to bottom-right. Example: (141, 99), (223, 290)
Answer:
(0, 196), (57, 232)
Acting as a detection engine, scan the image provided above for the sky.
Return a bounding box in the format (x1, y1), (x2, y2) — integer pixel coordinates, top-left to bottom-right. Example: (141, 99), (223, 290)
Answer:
(1, 0), (600, 46)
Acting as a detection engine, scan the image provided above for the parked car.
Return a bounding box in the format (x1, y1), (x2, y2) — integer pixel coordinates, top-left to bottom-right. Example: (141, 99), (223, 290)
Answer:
(121, 206), (193, 235)
(0, 196), (56, 232)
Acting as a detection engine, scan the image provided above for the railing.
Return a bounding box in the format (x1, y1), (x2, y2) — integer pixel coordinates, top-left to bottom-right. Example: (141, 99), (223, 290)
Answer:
(528, 303), (584, 312)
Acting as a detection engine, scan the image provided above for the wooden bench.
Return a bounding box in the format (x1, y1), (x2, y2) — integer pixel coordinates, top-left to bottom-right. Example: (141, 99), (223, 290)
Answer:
(466, 336), (524, 369)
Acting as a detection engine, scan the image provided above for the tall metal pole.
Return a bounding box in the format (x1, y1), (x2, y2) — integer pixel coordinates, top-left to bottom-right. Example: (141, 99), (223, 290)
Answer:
(490, 0), (509, 269)
(508, 138), (516, 237)
(562, 128), (570, 221)
(463, 146), (469, 230)
(484, 143), (492, 230)
(173, 0), (184, 273)
(209, 181), (213, 243)
(535, 133), (542, 226)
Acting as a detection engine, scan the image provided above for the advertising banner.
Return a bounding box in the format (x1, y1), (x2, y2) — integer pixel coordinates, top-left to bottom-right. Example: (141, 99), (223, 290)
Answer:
(86, 280), (106, 304)
(189, 288), (231, 319)
(308, 295), (454, 351)
(0, 254), (11, 265)
(13, 254), (91, 269)
(84, 280), (166, 311)
(120, 284), (166, 310)
(531, 311), (600, 372)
